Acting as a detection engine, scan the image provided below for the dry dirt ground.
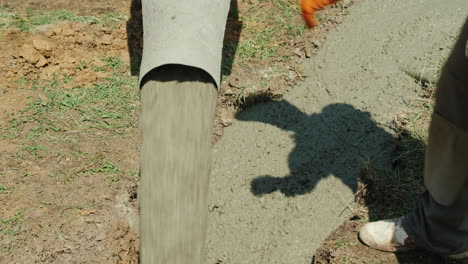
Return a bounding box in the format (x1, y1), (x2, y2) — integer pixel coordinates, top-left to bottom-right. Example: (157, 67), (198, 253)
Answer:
(0, 0), (356, 263)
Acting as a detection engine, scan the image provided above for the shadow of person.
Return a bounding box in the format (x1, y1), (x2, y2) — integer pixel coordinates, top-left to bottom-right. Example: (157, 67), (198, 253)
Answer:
(126, 0), (242, 78)
(237, 99), (450, 262)
(236, 99), (395, 197)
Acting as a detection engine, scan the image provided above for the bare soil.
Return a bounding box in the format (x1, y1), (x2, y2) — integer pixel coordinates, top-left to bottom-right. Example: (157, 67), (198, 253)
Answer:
(1, 16), (140, 264)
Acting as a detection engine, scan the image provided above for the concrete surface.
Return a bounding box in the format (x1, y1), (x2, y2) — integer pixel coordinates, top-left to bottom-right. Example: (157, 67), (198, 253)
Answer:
(207, 1), (468, 263)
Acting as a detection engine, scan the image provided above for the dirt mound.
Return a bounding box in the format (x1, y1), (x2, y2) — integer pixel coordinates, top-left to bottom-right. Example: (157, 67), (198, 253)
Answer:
(3, 22), (127, 83)
(0, 21), (129, 123)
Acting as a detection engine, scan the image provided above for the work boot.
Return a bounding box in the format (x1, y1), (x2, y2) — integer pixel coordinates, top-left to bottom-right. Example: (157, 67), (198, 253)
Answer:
(359, 217), (468, 262)
(358, 217), (416, 252)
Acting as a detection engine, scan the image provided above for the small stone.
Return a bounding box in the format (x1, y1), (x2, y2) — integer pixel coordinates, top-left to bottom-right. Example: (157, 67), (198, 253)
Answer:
(77, 209), (96, 216)
(5, 71), (15, 78)
(99, 35), (113, 45)
(214, 127), (224, 137)
(41, 65), (60, 80)
(228, 77), (241, 88)
(51, 25), (63, 35)
(86, 231), (94, 240)
(221, 117), (233, 127)
(100, 27), (112, 34)
(259, 69), (270, 80)
(35, 56), (48, 68)
(96, 231), (107, 241)
(62, 24), (75, 36)
(293, 47), (304, 58)
(19, 44), (41, 64)
(44, 30), (55, 38)
(62, 55), (76, 64)
(288, 70), (298, 81)
(33, 39), (54, 53)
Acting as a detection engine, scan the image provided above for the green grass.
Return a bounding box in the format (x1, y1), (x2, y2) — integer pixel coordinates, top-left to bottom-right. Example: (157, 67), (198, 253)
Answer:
(0, 7), (127, 32)
(233, 0), (304, 66)
(0, 185), (13, 194)
(46, 153), (123, 184)
(94, 160), (121, 187)
(1, 209), (25, 236)
(94, 160), (120, 174)
(22, 144), (48, 158)
(273, 0), (307, 37)
(129, 169), (139, 179)
(0, 53), (138, 189)
(237, 27), (278, 63)
(26, 124), (45, 139)
(23, 74), (138, 133)
(102, 56), (124, 70)
(220, 0), (310, 103)
(335, 237), (358, 249)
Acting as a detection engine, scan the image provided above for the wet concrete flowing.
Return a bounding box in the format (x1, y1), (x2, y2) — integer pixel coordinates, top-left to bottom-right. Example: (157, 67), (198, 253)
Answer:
(139, 65), (217, 264)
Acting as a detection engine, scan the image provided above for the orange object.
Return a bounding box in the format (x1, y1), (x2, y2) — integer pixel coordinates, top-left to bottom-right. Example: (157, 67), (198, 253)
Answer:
(301, 0), (341, 28)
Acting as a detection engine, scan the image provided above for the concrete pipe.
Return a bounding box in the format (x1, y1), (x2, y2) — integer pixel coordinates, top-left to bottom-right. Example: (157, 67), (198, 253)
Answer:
(138, 1), (230, 263)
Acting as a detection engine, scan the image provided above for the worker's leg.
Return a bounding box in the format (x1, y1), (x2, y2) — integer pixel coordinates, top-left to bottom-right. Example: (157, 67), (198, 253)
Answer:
(139, 65), (217, 264)
(402, 18), (468, 257)
(402, 188), (468, 257)
(360, 19), (468, 258)
(402, 112), (468, 257)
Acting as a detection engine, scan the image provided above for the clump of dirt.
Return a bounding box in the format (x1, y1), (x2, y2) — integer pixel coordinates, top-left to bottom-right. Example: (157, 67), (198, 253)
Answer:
(3, 21), (128, 82)
(106, 219), (139, 264)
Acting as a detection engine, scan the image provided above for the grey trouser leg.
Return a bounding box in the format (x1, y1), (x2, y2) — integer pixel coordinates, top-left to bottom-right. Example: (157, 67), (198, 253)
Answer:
(402, 19), (468, 256)
(403, 187), (468, 256)
(139, 65), (217, 264)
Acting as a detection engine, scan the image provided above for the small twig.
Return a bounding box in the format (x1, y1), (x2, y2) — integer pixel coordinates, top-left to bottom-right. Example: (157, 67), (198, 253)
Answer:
(68, 110), (81, 128)
(335, 190), (355, 216)
(353, 183), (367, 198)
